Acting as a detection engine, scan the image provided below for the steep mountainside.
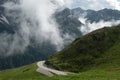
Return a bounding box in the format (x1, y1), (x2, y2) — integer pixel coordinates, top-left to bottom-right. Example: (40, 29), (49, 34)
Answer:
(55, 8), (82, 36)
(46, 25), (120, 72)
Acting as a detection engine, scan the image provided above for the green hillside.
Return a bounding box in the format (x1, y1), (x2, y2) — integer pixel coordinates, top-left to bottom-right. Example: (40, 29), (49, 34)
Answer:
(0, 62), (120, 80)
(0, 63), (48, 80)
(46, 25), (120, 72)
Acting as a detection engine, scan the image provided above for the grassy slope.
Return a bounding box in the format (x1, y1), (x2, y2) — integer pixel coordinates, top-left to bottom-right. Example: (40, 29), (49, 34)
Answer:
(0, 63), (50, 80)
(46, 25), (120, 72)
(0, 62), (120, 80)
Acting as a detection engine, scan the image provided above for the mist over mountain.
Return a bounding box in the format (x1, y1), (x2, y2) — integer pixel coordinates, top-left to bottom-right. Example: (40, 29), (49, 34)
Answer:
(0, 0), (120, 70)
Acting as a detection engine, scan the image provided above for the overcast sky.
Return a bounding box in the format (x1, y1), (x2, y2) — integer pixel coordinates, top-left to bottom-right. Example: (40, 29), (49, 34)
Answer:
(63, 0), (120, 10)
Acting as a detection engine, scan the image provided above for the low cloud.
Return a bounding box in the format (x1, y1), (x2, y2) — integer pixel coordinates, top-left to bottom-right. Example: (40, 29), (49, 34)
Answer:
(79, 17), (120, 35)
(106, 0), (120, 10)
(63, 0), (120, 10)
(0, 0), (75, 56)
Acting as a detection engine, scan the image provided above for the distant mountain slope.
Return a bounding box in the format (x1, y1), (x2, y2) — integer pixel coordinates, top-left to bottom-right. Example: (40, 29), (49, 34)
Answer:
(56, 8), (120, 36)
(0, 7), (14, 33)
(72, 8), (120, 23)
(86, 8), (120, 23)
(46, 25), (120, 72)
(55, 8), (82, 36)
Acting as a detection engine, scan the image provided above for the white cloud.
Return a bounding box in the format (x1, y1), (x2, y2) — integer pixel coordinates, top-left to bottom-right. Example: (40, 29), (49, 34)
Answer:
(106, 0), (120, 10)
(63, 0), (120, 10)
(1, 0), (77, 55)
(79, 19), (120, 35)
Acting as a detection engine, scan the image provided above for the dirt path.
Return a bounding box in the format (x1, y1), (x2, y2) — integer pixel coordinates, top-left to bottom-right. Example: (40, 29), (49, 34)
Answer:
(36, 61), (72, 77)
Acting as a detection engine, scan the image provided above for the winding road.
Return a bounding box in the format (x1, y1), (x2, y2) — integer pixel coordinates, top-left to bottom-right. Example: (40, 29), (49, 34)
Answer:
(36, 61), (72, 77)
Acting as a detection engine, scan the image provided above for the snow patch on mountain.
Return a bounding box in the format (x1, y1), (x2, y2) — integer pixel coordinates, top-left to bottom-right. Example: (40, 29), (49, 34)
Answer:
(0, 14), (9, 25)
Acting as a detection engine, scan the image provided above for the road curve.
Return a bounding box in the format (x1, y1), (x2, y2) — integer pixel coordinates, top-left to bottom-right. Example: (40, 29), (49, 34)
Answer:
(36, 61), (72, 77)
